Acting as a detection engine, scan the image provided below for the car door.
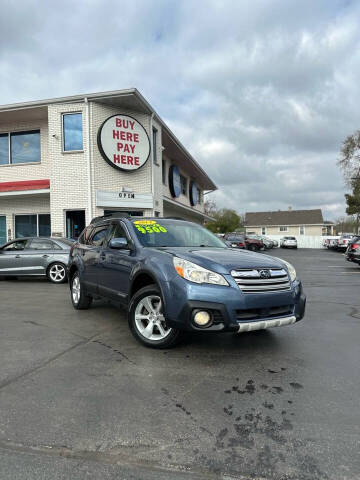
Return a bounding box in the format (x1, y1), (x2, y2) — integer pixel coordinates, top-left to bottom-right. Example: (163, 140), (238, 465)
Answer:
(82, 224), (111, 293)
(25, 238), (61, 274)
(98, 222), (136, 302)
(0, 239), (31, 275)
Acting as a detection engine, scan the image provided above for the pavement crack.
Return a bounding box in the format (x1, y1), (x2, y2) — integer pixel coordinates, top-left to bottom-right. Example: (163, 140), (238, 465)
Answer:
(0, 327), (120, 392)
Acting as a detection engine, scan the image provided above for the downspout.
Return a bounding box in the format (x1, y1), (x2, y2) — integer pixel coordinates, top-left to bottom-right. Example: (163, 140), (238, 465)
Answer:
(85, 97), (93, 221)
(149, 112), (155, 215)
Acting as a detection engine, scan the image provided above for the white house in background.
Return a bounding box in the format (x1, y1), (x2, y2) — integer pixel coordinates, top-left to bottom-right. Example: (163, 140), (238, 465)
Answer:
(245, 208), (335, 236)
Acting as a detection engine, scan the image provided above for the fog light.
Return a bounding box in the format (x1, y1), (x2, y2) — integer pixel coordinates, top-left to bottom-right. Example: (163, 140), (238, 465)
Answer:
(193, 310), (211, 327)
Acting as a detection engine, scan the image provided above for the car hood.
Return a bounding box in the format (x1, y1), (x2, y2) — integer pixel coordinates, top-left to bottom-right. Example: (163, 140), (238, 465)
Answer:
(154, 247), (286, 274)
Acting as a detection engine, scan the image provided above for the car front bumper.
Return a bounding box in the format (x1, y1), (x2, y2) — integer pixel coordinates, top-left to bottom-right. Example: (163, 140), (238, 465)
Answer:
(163, 276), (306, 333)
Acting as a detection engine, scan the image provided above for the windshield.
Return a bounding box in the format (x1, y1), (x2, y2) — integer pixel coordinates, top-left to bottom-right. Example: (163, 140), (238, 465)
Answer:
(131, 219), (227, 248)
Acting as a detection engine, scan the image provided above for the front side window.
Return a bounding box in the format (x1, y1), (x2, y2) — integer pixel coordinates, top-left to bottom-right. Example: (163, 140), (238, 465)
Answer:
(63, 113), (83, 151)
(2, 239), (29, 251)
(89, 226), (109, 247)
(108, 223), (128, 242)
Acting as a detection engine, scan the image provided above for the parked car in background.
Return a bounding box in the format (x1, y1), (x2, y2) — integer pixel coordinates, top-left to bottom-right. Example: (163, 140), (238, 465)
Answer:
(224, 233), (264, 251)
(0, 237), (73, 283)
(223, 234), (247, 249)
(253, 235), (274, 249)
(68, 214), (306, 349)
(272, 239), (279, 248)
(323, 238), (340, 250)
(280, 236), (298, 249)
(336, 234), (354, 251)
(345, 236), (360, 264)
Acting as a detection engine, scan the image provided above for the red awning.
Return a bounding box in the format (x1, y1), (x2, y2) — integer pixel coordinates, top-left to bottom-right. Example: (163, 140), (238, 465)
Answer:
(0, 179), (50, 192)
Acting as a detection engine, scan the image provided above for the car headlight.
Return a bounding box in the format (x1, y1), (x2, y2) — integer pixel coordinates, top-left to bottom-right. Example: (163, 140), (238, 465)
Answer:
(282, 260), (297, 282)
(173, 257), (229, 286)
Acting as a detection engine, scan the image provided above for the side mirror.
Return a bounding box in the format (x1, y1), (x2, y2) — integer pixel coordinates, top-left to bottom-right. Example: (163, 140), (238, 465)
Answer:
(109, 237), (129, 250)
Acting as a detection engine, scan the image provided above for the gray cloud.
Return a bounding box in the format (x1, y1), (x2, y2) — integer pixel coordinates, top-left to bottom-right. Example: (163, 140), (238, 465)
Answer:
(1, 0), (359, 219)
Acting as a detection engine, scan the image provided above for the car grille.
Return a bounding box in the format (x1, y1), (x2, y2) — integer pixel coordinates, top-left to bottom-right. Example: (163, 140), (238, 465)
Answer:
(231, 268), (291, 293)
(236, 305), (293, 321)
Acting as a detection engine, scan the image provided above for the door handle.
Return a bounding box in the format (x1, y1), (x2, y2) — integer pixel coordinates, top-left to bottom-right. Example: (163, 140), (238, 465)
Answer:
(100, 252), (106, 260)
(42, 254), (49, 258)
(15, 255), (21, 258)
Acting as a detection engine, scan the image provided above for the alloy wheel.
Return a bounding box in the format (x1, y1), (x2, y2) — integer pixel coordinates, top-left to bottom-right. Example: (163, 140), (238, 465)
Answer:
(134, 295), (171, 341)
(72, 275), (81, 304)
(49, 264), (66, 282)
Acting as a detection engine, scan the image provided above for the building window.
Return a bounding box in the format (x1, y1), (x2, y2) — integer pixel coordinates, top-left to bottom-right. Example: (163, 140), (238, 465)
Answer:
(0, 130), (41, 165)
(15, 213), (50, 238)
(279, 226), (288, 232)
(0, 134), (9, 165)
(155, 211), (160, 217)
(262, 227), (266, 235)
(152, 127), (158, 164)
(162, 159), (167, 184)
(299, 226), (305, 235)
(63, 113), (83, 152)
(180, 174), (187, 195)
(197, 188), (202, 204)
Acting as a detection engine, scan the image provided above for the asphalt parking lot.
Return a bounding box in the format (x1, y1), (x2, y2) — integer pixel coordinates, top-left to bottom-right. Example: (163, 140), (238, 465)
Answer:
(0, 248), (359, 480)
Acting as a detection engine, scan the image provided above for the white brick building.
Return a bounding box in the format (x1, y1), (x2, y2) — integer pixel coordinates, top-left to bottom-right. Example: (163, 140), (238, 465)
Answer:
(0, 89), (216, 244)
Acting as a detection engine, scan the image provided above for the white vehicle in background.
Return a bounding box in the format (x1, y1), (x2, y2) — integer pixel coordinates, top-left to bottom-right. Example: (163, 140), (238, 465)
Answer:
(336, 234), (354, 251)
(280, 236), (298, 249)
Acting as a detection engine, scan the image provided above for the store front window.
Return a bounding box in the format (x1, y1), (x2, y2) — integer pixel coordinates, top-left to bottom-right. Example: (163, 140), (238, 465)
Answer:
(15, 214), (50, 238)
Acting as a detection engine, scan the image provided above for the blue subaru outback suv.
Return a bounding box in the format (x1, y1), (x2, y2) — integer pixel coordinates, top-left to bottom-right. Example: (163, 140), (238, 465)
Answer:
(68, 214), (305, 348)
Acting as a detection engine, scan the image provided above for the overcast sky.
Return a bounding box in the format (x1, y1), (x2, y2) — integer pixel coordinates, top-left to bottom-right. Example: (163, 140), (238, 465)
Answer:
(1, 0), (360, 219)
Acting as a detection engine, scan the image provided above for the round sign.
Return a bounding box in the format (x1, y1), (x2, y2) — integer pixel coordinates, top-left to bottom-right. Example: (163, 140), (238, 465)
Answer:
(189, 181), (199, 206)
(168, 165), (181, 198)
(97, 114), (150, 171)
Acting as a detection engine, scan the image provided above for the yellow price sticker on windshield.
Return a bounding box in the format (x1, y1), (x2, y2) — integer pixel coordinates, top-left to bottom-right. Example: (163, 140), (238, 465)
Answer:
(133, 220), (157, 225)
(135, 223), (167, 234)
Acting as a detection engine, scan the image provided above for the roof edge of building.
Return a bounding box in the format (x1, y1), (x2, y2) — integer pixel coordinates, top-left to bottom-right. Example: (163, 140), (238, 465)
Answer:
(0, 88), (217, 192)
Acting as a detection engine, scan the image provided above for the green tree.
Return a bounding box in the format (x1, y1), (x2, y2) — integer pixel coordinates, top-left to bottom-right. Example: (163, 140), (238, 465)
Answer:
(206, 209), (242, 234)
(338, 131), (360, 233)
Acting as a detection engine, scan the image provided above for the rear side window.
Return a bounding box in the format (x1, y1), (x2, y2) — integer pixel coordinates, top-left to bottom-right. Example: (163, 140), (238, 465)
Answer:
(29, 239), (60, 250)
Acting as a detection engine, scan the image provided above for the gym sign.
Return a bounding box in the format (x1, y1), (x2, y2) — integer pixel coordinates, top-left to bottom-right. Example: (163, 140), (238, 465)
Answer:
(97, 114), (150, 171)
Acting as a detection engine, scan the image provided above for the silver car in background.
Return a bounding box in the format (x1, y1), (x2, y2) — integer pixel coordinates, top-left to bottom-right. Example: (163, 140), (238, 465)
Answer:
(280, 236), (298, 249)
(0, 237), (73, 283)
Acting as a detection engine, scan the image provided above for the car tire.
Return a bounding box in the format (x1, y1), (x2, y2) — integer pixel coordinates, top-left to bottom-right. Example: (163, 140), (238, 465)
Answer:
(70, 271), (92, 309)
(128, 284), (182, 349)
(248, 245), (257, 252)
(47, 262), (67, 284)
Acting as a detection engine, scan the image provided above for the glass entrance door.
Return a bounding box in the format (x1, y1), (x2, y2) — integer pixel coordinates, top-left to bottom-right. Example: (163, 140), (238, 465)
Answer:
(0, 216), (6, 245)
(66, 210), (85, 240)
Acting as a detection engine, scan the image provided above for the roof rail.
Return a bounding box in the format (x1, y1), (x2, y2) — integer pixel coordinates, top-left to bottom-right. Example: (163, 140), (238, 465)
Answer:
(90, 212), (130, 224)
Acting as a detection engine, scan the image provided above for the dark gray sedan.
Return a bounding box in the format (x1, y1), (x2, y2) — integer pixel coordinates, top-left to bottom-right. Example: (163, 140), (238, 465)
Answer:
(0, 237), (73, 283)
